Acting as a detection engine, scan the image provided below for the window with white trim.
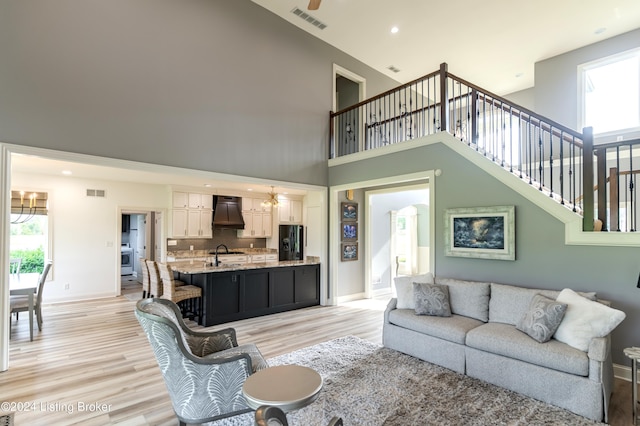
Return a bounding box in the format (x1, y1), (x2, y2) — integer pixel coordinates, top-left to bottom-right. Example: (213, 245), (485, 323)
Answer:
(579, 48), (640, 136)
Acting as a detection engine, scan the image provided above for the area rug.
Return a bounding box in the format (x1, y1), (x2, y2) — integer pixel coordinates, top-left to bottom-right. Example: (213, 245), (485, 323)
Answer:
(208, 336), (601, 426)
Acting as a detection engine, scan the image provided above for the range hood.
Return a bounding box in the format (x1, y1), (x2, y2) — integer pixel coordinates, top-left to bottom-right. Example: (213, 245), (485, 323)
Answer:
(212, 195), (245, 229)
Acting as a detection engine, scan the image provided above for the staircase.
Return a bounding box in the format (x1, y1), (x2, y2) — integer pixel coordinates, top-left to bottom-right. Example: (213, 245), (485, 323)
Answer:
(329, 63), (639, 234)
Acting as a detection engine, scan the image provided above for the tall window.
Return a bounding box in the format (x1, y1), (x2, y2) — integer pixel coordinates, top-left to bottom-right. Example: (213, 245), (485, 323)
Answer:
(10, 191), (49, 274)
(579, 48), (640, 136)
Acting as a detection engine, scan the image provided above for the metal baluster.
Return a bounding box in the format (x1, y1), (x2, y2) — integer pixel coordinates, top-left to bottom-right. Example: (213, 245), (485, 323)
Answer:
(559, 130), (565, 204)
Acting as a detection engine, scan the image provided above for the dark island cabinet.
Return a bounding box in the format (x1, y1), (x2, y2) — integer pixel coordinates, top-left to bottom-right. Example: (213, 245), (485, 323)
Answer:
(184, 264), (320, 326)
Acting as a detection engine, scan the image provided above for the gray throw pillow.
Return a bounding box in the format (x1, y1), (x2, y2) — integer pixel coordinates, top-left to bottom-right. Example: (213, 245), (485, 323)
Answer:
(516, 294), (568, 343)
(413, 282), (452, 317)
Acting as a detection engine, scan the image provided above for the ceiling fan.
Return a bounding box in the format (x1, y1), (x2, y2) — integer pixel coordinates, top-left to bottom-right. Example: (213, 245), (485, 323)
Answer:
(308, 0), (321, 10)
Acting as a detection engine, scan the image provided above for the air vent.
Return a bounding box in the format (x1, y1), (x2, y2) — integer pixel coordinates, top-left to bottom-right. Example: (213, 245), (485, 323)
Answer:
(387, 65), (401, 73)
(291, 7), (327, 30)
(86, 189), (106, 197)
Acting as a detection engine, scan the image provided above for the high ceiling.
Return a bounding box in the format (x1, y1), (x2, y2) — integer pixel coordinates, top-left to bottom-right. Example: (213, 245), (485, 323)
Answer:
(251, 0), (640, 95)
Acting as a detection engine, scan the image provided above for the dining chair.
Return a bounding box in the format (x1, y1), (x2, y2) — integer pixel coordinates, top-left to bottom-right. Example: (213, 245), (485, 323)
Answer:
(156, 262), (202, 320)
(10, 260), (53, 333)
(140, 257), (150, 298)
(146, 260), (163, 298)
(9, 258), (21, 275)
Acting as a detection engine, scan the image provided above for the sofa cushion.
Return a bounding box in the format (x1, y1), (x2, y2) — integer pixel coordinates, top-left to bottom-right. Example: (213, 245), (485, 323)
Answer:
(413, 282), (452, 317)
(388, 309), (483, 345)
(435, 277), (490, 322)
(489, 283), (597, 326)
(394, 273), (434, 309)
(516, 294), (568, 343)
(554, 288), (626, 352)
(466, 322), (589, 376)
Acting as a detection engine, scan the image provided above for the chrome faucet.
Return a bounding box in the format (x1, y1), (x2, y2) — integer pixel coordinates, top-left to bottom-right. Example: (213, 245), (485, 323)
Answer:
(214, 244), (229, 266)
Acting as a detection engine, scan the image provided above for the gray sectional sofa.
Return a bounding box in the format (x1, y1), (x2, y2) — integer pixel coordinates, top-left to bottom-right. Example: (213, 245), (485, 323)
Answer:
(382, 275), (620, 422)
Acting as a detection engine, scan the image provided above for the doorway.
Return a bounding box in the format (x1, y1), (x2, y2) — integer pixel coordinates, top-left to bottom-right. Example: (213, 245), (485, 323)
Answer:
(120, 210), (160, 296)
(366, 185), (430, 298)
(333, 64), (366, 156)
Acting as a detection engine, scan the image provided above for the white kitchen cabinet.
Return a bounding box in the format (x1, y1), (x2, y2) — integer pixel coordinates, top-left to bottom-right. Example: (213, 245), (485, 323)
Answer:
(239, 211), (272, 238)
(173, 191), (189, 208)
(188, 209), (213, 237)
(242, 197), (269, 212)
(189, 193), (213, 209)
(171, 209), (188, 237)
(278, 199), (302, 224)
(171, 191), (213, 238)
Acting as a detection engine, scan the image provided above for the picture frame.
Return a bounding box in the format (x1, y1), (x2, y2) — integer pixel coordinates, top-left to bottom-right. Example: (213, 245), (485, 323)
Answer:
(341, 202), (358, 222)
(341, 222), (358, 241)
(341, 242), (358, 261)
(444, 206), (515, 261)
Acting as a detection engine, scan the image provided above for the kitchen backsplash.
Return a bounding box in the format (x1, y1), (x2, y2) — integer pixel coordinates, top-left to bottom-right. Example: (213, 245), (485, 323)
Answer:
(167, 228), (266, 252)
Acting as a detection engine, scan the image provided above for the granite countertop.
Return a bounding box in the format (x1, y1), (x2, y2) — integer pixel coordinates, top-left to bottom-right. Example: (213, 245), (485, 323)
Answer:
(167, 248), (277, 260)
(171, 257), (320, 274)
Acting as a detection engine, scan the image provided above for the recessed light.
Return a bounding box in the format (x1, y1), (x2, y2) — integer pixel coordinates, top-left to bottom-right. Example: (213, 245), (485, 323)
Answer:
(204, 184), (212, 187)
(594, 27), (606, 35)
(391, 26), (399, 34)
(515, 72), (524, 78)
(247, 188), (253, 191)
(62, 170), (72, 175)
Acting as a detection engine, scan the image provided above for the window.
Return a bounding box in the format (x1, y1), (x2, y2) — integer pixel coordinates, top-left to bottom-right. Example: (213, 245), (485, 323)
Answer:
(10, 191), (49, 274)
(579, 48), (640, 136)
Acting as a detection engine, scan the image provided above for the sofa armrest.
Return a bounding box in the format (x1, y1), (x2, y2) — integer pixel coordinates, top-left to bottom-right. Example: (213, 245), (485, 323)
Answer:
(588, 335), (610, 362)
(384, 298), (398, 324)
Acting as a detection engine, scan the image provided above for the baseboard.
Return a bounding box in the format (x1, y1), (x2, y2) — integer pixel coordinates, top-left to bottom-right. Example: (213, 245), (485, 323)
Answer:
(337, 292), (367, 304)
(614, 362), (634, 382)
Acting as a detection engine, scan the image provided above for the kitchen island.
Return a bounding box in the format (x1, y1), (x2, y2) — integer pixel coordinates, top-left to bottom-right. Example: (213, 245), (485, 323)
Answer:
(172, 259), (320, 326)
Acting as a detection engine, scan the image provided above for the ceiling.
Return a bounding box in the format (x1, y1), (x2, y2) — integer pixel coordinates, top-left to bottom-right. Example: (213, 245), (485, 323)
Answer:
(10, 152), (309, 196)
(251, 0), (640, 95)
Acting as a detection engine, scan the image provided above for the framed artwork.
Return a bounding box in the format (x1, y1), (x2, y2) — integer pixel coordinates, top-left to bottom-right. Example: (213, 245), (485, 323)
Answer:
(341, 222), (358, 241)
(444, 206), (515, 261)
(341, 202), (358, 222)
(341, 243), (358, 261)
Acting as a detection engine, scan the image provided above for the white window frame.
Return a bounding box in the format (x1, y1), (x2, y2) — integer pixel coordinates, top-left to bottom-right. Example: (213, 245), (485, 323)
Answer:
(578, 48), (640, 138)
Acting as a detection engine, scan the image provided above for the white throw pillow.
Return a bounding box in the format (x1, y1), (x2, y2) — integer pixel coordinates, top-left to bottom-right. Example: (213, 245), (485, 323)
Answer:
(394, 273), (434, 309)
(553, 288), (626, 351)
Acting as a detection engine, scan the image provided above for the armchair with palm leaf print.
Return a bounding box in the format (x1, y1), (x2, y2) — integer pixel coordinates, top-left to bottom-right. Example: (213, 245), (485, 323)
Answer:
(135, 298), (268, 426)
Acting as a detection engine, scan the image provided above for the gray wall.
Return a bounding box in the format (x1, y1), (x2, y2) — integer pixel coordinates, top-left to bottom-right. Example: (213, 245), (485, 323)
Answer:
(0, 0), (400, 186)
(329, 138), (640, 365)
(337, 189), (365, 297)
(534, 28), (640, 142)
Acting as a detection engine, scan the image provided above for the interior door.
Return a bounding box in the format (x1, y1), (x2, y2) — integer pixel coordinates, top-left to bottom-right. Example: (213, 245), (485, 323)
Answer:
(154, 211), (162, 261)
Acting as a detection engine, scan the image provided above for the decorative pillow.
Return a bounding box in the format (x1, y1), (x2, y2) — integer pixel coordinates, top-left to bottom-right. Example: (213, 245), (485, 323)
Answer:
(516, 294), (567, 343)
(394, 273), (434, 309)
(553, 288), (626, 351)
(413, 282), (452, 317)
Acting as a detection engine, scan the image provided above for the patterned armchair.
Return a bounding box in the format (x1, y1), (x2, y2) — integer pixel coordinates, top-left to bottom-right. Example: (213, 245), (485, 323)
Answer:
(135, 298), (268, 425)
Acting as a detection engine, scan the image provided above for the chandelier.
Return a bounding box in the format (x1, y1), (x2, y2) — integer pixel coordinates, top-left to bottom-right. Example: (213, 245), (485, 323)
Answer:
(11, 191), (45, 224)
(262, 186), (279, 208)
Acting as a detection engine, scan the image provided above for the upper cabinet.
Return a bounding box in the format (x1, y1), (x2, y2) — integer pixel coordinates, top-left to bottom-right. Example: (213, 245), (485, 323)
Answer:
(171, 191), (213, 238)
(278, 199), (302, 224)
(238, 197), (272, 238)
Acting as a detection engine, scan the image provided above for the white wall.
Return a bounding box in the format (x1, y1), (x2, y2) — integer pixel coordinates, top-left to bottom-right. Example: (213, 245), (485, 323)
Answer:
(11, 172), (171, 302)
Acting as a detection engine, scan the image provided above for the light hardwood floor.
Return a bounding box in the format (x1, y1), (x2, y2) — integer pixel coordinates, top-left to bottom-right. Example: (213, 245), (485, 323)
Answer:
(3, 288), (635, 425)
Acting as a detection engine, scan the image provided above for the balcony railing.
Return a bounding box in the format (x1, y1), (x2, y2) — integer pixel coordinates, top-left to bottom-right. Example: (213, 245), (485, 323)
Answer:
(329, 63), (639, 232)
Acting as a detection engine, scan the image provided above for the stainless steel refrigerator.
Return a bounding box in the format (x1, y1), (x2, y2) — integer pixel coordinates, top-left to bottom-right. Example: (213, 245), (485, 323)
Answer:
(279, 225), (304, 261)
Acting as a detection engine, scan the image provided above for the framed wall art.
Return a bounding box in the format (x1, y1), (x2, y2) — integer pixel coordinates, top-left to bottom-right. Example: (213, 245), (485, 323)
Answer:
(341, 202), (358, 222)
(444, 206), (515, 261)
(341, 242), (358, 261)
(341, 222), (358, 241)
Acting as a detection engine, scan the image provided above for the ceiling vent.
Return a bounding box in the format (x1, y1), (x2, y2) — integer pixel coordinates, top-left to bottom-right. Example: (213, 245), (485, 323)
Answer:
(86, 189), (106, 197)
(387, 65), (401, 73)
(291, 7), (327, 30)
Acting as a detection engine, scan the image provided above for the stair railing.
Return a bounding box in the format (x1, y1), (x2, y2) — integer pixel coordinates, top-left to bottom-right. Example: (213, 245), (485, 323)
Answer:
(330, 63), (640, 232)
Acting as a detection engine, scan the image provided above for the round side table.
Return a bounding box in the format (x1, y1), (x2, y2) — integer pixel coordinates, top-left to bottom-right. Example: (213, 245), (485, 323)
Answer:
(624, 347), (640, 425)
(242, 364), (323, 412)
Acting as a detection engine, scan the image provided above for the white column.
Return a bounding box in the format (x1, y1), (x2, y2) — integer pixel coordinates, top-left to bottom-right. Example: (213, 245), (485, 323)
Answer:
(0, 144), (11, 371)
